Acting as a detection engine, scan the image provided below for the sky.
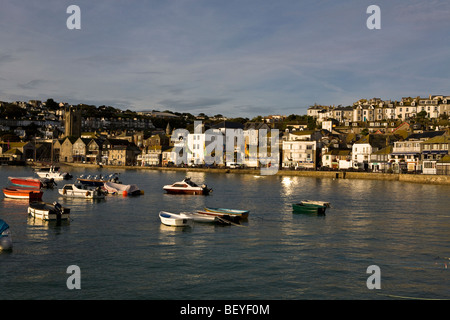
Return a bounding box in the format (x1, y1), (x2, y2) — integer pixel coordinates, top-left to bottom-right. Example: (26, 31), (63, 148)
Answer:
(1, 0), (450, 118)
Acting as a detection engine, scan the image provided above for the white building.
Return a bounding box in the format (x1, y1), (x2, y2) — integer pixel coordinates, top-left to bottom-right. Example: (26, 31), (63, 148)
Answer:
(282, 140), (317, 169)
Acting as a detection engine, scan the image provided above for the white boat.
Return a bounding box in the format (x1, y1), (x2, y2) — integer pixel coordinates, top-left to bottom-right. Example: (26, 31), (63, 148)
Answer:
(58, 184), (105, 199)
(103, 181), (142, 196)
(163, 177), (212, 195)
(28, 201), (70, 221)
(159, 211), (194, 227)
(0, 219), (12, 251)
(35, 166), (72, 180)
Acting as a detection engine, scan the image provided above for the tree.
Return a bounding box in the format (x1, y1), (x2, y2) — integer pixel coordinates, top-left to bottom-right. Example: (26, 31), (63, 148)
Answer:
(45, 98), (59, 111)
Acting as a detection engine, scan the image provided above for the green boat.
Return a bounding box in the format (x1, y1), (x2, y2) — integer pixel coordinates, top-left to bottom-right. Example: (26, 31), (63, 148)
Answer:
(292, 201), (327, 215)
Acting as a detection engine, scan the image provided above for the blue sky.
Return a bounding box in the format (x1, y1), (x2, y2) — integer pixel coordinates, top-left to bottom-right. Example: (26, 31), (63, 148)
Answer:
(1, 0), (450, 118)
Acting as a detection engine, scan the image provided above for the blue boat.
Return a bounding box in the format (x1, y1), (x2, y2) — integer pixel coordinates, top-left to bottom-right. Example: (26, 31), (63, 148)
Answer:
(77, 173), (121, 187)
(0, 219), (12, 251)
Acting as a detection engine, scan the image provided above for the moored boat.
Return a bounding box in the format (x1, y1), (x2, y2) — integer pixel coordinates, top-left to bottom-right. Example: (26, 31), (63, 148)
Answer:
(196, 210), (243, 222)
(0, 219), (12, 251)
(204, 207), (249, 219)
(2, 187), (43, 200)
(181, 212), (238, 225)
(292, 201), (328, 215)
(34, 166), (72, 180)
(28, 201), (70, 221)
(8, 177), (43, 189)
(103, 181), (142, 196)
(300, 200), (331, 208)
(163, 177), (212, 195)
(159, 211), (193, 227)
(58, 184), (105, 199)
(77, 173), (121, 187)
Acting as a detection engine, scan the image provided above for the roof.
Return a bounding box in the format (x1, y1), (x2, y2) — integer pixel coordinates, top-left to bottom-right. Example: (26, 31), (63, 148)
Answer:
(211, 121), (244, 129)
(372, 145), (393, 155)
(3, 148), (22, 155)
(406, 131), (445, 141)
(437, 155), (450, 163)
(422, 135), (449, 144)
(290, 130), (314, 136)
(324, 149), (351, 156)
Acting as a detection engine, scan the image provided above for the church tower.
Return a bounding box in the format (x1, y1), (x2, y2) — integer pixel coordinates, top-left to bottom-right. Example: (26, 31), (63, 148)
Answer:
(64, 106), (82, 138)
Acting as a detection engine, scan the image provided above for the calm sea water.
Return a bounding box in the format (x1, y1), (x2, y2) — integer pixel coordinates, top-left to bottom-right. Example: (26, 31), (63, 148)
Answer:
(0, 165), (449, 300)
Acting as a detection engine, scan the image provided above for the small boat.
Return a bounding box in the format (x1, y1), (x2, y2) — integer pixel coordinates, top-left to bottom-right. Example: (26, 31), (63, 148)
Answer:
(163, 177), (212, 195)
(204, 207), (250, 219)
(0, 219), (12, 251)
(28, 201), (70, 221)
(77, 173), (121, 187)
(103, 181), (143, 196)
(195, 210), (243, 222)
(159, 211), (193, 227)
(2, 187), (43, 200)
(58, 184), (105, 199)
(180, 212), (238, 225)
(292, 201), (328, 215)
(300, 200), (331, 208)
(35, 166), (72, 180)
(8, 177), (43, 189)
(180, 212), (218, 223)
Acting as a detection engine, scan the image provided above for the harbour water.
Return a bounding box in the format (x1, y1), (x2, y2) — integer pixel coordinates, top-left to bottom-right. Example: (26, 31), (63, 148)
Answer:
(1, 165), (449, 300)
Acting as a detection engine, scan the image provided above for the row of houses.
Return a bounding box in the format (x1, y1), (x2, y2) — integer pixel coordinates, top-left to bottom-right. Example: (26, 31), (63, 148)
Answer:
(1, 122), (449, 175)
(307, 95), (450, 123)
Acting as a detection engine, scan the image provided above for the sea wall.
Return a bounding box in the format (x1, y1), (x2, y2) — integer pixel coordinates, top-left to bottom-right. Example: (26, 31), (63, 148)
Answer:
(60, 163), (450, 185)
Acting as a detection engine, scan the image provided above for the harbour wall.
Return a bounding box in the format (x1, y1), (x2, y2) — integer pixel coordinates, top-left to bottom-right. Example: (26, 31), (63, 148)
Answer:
(61, 163), (450, 185)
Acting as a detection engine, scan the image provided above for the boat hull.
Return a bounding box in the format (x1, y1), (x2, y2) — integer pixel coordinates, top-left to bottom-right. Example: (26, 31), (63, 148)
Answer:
(104, 182), (142, 196)
(163, 178), (212, 195)
(163, 187), (208, 195)
(195, 210), (242, 223)
(159, 211), (193, 227)
(35, 172), (68, 180)
(292, 203), (327, 215)
(9, 177), (42, 189)
(2, 187), (43, 200)
(77, 179), (105, 187)
(34, 167), (71, 180)
(179, 212), (218, 223)
(58, 184), (105, 199)
(0, 220), (12, 251)
(28, 202), (70, 221)
(204, 207), (249, 219)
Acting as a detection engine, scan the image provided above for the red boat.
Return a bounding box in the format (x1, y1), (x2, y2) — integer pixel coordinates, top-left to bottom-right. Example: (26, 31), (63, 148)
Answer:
(8, 177), (43, 189)
(2, 187), (43, 200)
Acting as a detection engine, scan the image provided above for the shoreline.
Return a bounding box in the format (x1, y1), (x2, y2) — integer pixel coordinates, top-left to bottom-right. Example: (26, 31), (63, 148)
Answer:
(54, 162), (450, 185)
